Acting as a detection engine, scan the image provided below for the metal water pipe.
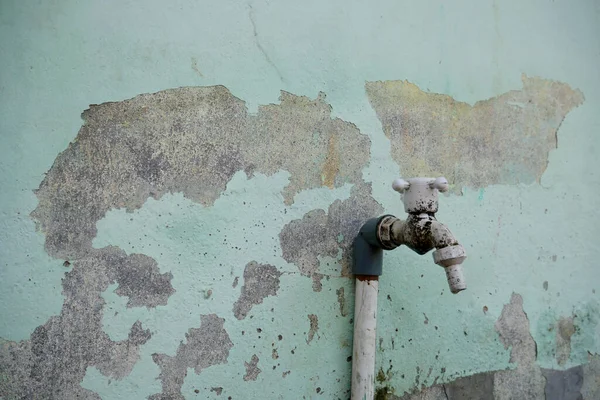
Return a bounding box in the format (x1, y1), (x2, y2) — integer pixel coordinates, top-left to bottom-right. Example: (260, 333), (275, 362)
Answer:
(351, 177), (467, 399)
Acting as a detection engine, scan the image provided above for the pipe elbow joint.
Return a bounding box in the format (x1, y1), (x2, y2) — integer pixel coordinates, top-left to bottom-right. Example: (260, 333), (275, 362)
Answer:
(352, 216), (389, 276)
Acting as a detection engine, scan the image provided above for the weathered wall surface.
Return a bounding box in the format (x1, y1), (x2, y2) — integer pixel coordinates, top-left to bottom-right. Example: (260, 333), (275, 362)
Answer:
(1, 1), (599, 399)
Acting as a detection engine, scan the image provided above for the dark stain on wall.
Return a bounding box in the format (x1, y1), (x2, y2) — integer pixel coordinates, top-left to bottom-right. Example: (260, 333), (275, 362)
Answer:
(366, 75), (584, 190)
(556, 316), (576, 366)
(233, 261), (282, 320)
(279, 183), (383, 290)
(150, 314), (233, 399)
(307, 314), (319, 344)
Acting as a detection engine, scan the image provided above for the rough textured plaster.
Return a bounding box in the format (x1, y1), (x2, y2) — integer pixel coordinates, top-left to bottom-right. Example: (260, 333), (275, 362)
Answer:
(1, 1), (599, 399)
(4, 77), (595, 398)
(366, 75), (584, 190)
(150, 314), (233, 399)
(233, 261), (282, 320)
(0, 247), (165, 399)
(279, 182), (383, 289)
(3, 84), (372, 398)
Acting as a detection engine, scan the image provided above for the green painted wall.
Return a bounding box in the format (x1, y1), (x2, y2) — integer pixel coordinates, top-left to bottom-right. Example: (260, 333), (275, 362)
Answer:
(0, 1), (598, 399)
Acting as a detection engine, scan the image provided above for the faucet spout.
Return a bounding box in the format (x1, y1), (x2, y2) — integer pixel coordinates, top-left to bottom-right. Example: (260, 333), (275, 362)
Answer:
(382, 214), (467, 293)
(430, 220), (467, 294)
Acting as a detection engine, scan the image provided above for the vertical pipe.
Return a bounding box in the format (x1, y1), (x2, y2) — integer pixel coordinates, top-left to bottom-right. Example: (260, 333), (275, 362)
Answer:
(351, 275), (379, 400)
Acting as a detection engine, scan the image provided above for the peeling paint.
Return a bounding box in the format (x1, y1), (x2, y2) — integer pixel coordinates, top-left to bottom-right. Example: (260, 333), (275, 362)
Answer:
(336, 287), (348, 317)
(493, 293), (545, 399)
(0, 248), (164, 399)
(243, 354), (261, 381)
(150, 314), (233, 399)
(365, 75), (584, 189)
(233, 262), (282, 320)
(322, 132), (340, 188)
(279, 182), (383, 287)
(307, 314), (319, 344)
(31, 86), (370, 260)
(10, 84), (372, 398)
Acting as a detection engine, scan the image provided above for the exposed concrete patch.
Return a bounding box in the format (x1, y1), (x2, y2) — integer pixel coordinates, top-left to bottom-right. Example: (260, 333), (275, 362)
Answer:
(336, 287), (348, 317)
(279, 183), (383, 286)
(31, 86), (369, 260)
(250, 91), (370, 204)
(233, 261), (282, 320)
(541, 365), (584, 400)
(307, 314), (319, 344)
(112, 253), (175, 308)
(556, 316), (576, 366)
(493, 293), (545, 399)
(211, 386), (223, 395)
(365, 75), (584, 190)
(0, 248), (160, 399)
(150, 314), (233, 399)
(243, 354), (261, 381)
(495, 293), (537, 365)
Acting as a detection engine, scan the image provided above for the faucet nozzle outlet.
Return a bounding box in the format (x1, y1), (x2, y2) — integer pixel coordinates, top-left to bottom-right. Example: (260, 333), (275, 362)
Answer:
(432, 244), (467, 294)
(444, 264), (466, 294)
